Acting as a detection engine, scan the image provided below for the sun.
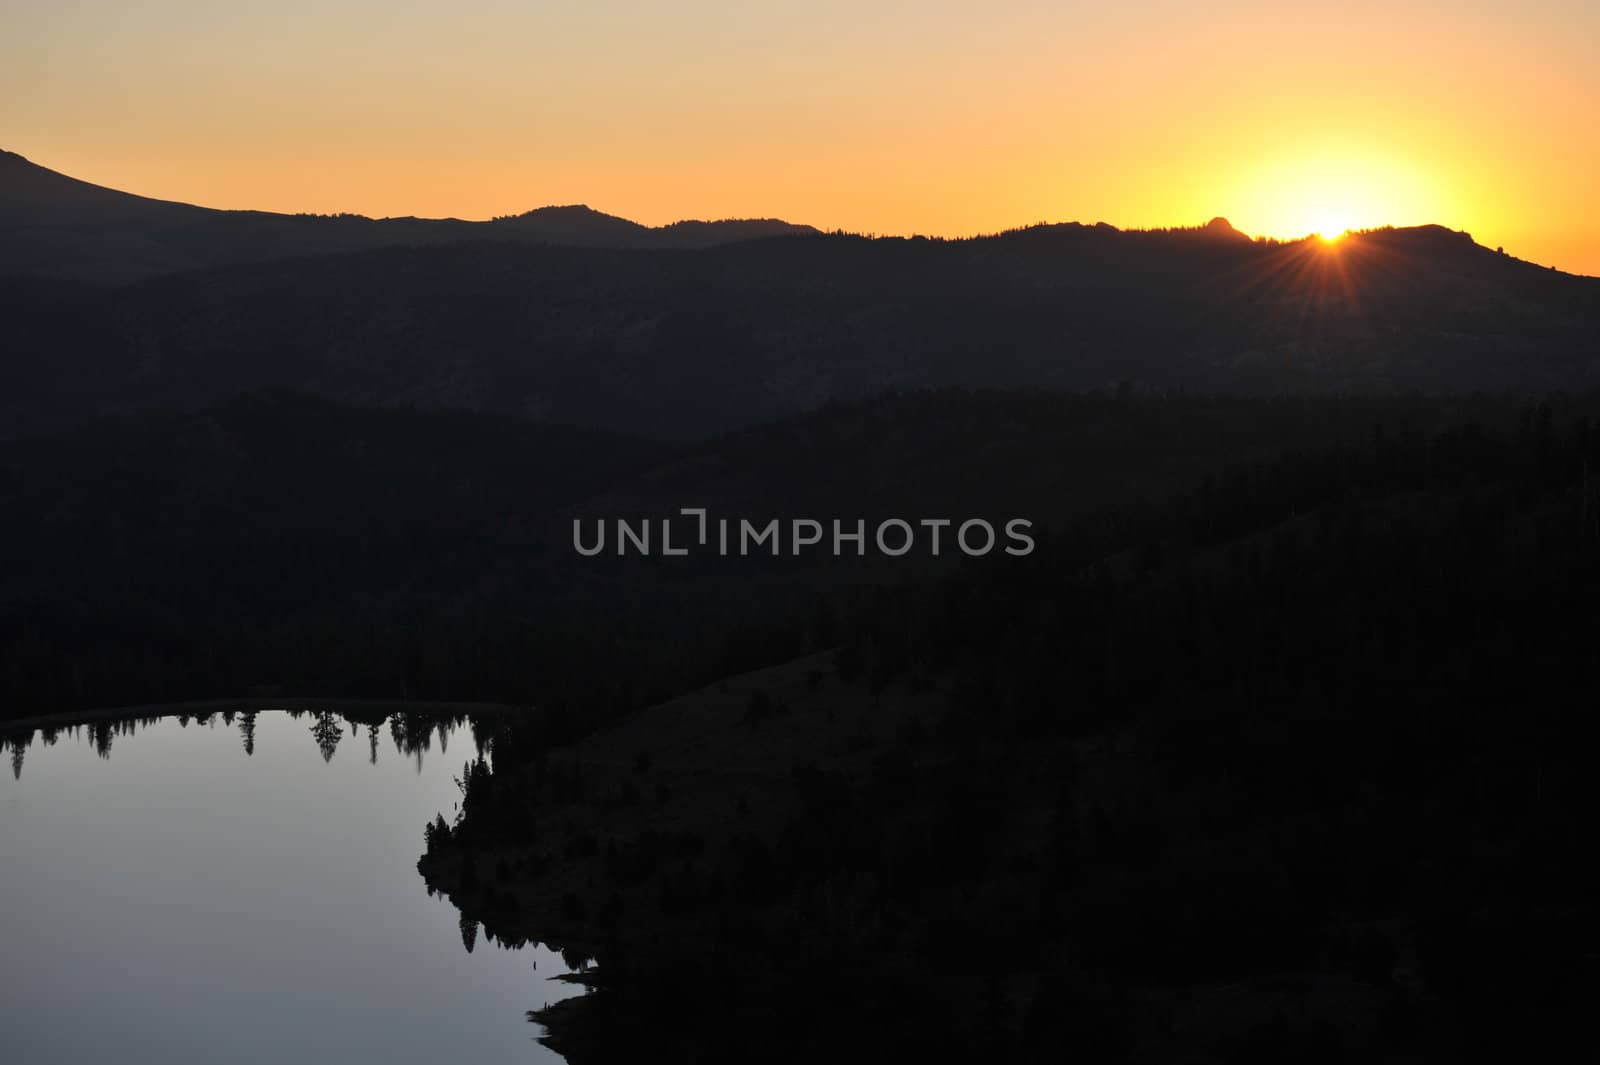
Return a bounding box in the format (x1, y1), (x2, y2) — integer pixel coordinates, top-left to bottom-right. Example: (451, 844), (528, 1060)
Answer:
(1229, 150), (1439, 247)
(1312, 212), (1354, 242)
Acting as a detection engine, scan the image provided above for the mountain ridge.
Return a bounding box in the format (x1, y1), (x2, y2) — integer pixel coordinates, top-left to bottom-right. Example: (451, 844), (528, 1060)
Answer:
(4, 150), (1598, 442)
(0, 150), (822, 281)
(3, 217), (1596, 441)
(7, 150), (1587, 281)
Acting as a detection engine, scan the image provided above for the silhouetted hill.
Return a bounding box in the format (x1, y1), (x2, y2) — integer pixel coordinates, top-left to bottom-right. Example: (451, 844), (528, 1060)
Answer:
(2, 216), (1595, 439)
(0, 149), (197, 221)
(655, 217), (828, 245)
(1201, 215), (1252, 240)
(489, 204), (653, 245)
(490, 207), (813, 249)
(0, 151), (819, 282)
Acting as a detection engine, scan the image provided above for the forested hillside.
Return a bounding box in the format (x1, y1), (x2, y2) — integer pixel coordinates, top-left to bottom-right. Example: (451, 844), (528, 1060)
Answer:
(4, 220), (1597, 440)
(425, 402), (1600, 1063)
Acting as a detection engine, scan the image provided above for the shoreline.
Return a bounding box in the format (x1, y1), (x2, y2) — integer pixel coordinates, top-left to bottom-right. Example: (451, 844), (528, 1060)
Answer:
(0, 697), (524, 737)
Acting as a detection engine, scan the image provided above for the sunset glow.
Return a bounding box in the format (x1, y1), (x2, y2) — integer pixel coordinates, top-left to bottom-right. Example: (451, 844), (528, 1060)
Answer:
(3, 1), (1597, 273)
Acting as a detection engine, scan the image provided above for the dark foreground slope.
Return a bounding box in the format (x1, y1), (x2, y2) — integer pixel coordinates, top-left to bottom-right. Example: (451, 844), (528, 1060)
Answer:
(424, 405), (1600, 1064)
(3, 219), (1597, 439)
(0, 388), (1549, 719)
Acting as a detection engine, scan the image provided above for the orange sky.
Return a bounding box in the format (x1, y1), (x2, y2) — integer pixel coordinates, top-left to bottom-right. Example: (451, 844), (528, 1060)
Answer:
(4, 1), (1597, 274)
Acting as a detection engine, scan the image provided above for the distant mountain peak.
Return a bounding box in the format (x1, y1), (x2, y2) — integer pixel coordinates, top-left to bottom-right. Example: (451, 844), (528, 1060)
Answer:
(1203, 216), (1250, 240)
(487, 206), (819, 248)
(1402, 223), (1474, 246)
(502, 204), (640, 224)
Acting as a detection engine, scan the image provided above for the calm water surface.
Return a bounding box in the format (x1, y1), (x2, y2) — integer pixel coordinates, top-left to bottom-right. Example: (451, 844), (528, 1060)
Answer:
(0, 710), (578, 1064)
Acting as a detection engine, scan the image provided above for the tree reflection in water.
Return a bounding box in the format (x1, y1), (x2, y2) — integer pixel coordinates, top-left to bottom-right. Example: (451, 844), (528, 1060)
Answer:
(309, 711), (343, 763)
(1, 706), (486, 783)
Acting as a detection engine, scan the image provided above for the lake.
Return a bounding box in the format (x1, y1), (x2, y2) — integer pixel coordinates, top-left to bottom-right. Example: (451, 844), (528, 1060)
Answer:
(0, 708), (580, 1064)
